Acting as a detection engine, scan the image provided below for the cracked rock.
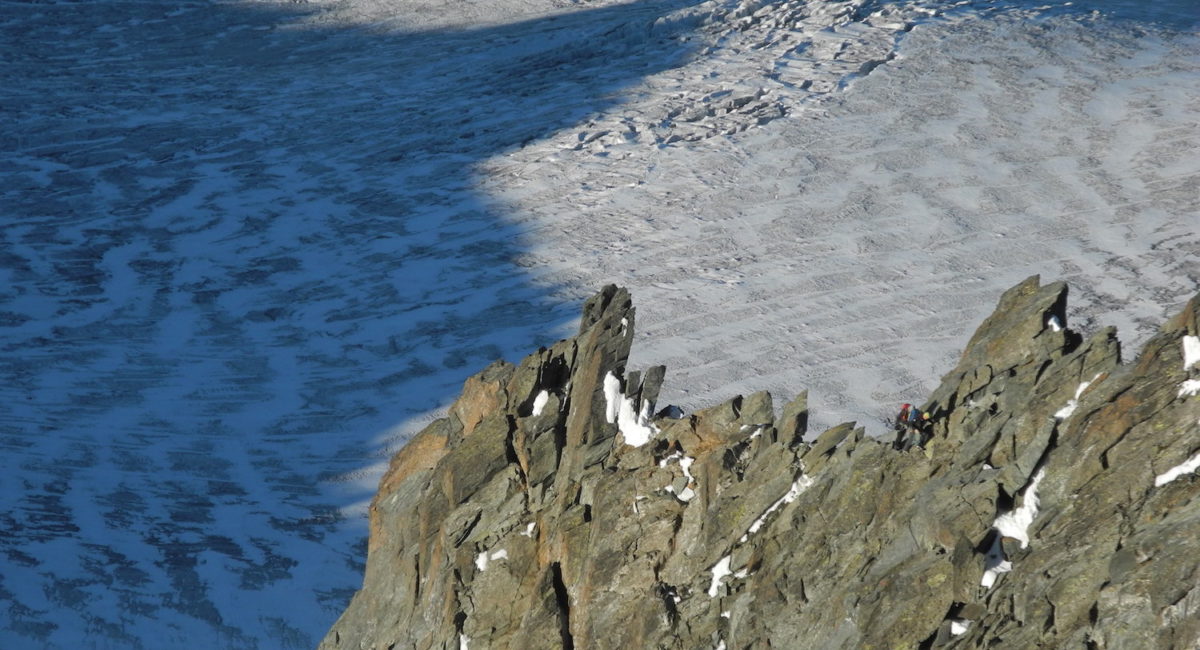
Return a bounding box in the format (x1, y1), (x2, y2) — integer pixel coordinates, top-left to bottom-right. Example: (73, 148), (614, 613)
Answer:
(322, 278), (1200, 650)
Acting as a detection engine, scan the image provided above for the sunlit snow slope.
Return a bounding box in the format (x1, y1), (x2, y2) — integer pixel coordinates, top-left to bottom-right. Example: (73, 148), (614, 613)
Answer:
(1, 0), (1197, 647)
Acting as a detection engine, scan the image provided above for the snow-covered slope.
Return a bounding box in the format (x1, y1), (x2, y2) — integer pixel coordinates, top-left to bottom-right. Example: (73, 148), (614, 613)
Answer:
(479, 0), (1200, 428)
(1, 0), (1196, 647)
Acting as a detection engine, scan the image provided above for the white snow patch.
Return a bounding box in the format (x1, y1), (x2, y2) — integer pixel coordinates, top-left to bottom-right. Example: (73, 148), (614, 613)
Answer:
(1047, 315), (1063, 332)
(950, 619), (971, 636)
(1179, 380), (1200, 398)
(620, 317), (629, 337)
(716, 641), (726, 650)
(1154, 451), (1200, 487)
(532, 390), (550, 416)
(720, 611), (731, 619)
(994, 468), (1046, 549)
(1054, 374), (1100, 421)
(474, 548), (508, 571)
(660, 451), (697, 500)
(662, 453), (700, 503)
(618, 397), (658, 447)
(739, 475), (813, 543)
(708, 555), (733, 598)
(980, 535), (1013, 588)
(603, 372), (622, 424)
(460, 634), (470, 650)
(1053, 402), (1077, 421)
(982, 467), (1046, 587)
(521, 522), (536, 537)
(1183, 336), (1200, 371)
(604, 371), (660, 446)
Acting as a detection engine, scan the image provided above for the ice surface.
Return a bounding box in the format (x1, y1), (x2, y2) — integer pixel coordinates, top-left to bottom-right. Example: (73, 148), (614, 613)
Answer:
(480, 0), (1200, 435)
(2, 0), (1197, 645)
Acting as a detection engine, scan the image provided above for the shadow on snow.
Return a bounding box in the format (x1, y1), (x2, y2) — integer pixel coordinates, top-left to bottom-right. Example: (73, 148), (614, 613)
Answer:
(0, 0), (706, 647)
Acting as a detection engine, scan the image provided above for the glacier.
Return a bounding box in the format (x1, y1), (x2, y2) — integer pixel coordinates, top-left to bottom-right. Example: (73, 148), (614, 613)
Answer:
(1, 0), (1197, 646)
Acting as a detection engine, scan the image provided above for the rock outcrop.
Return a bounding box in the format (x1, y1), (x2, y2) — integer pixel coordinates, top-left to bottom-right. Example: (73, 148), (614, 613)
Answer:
(321, 278), (1200, 650)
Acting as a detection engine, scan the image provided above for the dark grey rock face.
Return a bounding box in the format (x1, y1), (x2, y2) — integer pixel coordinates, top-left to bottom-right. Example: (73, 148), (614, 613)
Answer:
(321, 277), (1200, 650)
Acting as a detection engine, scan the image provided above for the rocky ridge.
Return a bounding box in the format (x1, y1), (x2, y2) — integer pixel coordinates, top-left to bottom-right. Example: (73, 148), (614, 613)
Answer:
(322, 277), (1200, 649)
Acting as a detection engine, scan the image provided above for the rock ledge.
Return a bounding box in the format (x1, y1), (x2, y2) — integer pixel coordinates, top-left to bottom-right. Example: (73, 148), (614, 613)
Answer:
(322, 278), (1200, 650)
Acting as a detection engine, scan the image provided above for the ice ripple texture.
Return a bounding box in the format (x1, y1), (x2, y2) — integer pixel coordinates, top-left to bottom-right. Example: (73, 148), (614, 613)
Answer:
(1, 0), (704, 646)
(2, 0), (1198, 647)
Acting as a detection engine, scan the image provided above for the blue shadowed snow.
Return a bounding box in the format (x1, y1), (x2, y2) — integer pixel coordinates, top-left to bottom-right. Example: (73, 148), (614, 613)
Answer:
(0, 0), (706, 646)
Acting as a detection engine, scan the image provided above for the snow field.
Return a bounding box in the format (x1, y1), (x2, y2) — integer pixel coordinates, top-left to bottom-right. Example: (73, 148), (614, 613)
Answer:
(1, 0), (1197, 646)
(479, 3), (1200, 432)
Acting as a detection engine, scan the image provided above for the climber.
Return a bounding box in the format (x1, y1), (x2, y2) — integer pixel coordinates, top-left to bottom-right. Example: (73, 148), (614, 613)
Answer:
(907, 407), (921, 430)
(917, 411), (934, 447)
(895, 403), (912, 431)
(893, 403), (912, 450)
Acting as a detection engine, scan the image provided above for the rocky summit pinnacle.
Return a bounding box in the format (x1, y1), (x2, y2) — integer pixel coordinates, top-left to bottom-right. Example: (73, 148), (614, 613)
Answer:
(321, 277), (1200, 650)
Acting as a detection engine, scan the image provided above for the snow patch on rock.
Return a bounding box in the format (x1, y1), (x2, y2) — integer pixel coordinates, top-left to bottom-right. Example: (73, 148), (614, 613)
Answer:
(994, 468), (1046, 549)
(1054, 375), (1100, 421)
(708, 555), (733, 598)
(982, 467), (1046, 587)
(604, 372), (622, 424)
(739, 475), (813, 543)
(660, 452), (697, 502)
(1179, 380), (1200, 398)
(604, 371), (660, 447)
(532, 390), (550, 416)
(1155, 452), (1200, 487)
(1183, 335), (1200, 371)
(474, 548), (508, 572)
